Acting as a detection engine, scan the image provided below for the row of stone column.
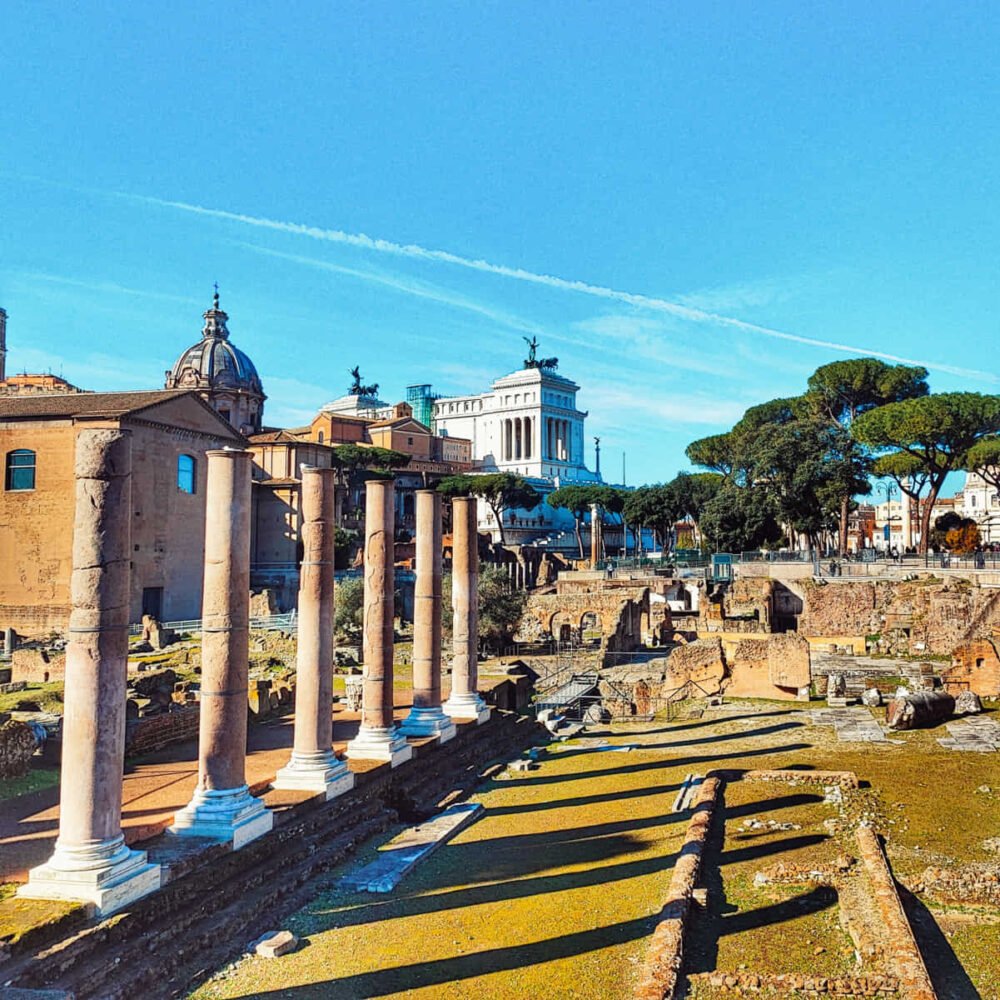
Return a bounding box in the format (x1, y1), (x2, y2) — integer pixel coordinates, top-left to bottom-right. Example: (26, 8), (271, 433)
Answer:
(545, 416), (572, 462)
(20, 434), (486, 917)
(501, 416), (533, 462)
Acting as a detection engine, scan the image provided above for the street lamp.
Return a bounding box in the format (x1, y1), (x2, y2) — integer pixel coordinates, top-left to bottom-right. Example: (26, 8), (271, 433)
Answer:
(876, 482), (898, 503)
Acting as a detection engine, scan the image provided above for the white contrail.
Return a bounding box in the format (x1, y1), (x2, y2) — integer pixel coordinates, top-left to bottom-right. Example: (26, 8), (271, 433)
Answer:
(127, 192), (996, 382)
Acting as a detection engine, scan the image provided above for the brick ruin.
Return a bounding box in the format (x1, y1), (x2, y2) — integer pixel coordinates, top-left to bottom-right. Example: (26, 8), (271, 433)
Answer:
(519, 567), (1000, 708)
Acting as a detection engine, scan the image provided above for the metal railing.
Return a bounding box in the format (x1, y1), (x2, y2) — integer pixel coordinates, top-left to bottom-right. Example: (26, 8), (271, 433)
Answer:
(128, 611), (298, 636)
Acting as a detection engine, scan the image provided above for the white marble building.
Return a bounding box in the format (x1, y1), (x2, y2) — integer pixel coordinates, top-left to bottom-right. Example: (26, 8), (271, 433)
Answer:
(959, 471), (1000, 543)
(433, 365), (600, 484)
(431, 360), (603, 544)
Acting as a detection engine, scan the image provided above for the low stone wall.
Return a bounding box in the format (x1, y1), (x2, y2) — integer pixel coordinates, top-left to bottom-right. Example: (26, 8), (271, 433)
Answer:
(688, 971), (899, 994)
(123, 707), (201, 758)
(855, 826), (936, 1000)
(0, 719), (38, 779)
(739, 768), (860, 789)
(920, 863), (1000, 907)
(634, 776), (720, 1000)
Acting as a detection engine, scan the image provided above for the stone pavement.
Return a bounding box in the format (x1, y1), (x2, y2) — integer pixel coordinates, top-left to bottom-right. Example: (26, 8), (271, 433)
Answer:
(938, 715), (1000, 752)
(807, 707), (890, 743)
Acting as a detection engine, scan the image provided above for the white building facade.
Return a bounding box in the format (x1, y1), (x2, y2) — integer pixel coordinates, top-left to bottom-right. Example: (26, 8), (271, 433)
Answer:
(431, 363), (603, 544)
(959, 471), (1000, 544)
(432, 366), (599, 483)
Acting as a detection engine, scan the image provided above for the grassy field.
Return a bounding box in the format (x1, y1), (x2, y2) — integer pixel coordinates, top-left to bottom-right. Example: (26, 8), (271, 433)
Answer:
(191, 701), (1000, 1000)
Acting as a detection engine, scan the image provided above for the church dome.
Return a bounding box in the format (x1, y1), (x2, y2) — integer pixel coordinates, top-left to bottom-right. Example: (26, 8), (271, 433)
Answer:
(167, 292), (263, 395)
(165, 291), (266, 434)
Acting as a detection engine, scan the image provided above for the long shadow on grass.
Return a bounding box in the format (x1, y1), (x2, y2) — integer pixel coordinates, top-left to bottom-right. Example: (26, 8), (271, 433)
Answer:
(547, 721), (804, 760)
(718, 884), (837, 935)
(477, 793), (821, 850)
(899, 885), (981, 1000)
(500, 742), (813, 788)
(719, 834), (829, 867)
(622, 721), (805, 752)
(316, 850), (680, 929)
(229, 915), (657, 999)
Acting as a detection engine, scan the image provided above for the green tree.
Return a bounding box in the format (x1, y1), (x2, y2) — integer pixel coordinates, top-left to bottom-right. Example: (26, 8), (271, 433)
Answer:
(965, 435), (1000, 494)
(621, 484), (680, 551)
(547, 484), (602, 557)
(437, 472), (540, 545)
(803, 359), (928, 554)
(853, 393), (1000, 554)
(441, 566), (528, 653)
(334, 575), (364, 637)
(698, 483), (782, 552)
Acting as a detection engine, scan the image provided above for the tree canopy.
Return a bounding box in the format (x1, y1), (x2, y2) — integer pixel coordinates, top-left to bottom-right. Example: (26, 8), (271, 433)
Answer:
(853, 392), (1000, 553)
(437, 472), (540, 544)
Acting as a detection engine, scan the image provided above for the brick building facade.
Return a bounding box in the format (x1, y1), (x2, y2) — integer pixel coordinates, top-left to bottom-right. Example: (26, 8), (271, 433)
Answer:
(0, 390), (243, 634)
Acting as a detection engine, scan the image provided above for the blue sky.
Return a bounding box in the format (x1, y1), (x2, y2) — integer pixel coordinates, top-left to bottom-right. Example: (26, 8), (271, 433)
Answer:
(2, 2), (999, 487)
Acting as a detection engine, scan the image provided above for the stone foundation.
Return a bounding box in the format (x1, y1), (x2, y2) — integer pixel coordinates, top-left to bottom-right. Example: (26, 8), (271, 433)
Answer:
(1, 711), (543, 999)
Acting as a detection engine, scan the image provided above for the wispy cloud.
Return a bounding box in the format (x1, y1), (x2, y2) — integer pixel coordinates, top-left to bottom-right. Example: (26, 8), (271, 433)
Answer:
(585, 383), (752, 429)
(234, 241), (551, 341)
(128, 193), (997, 383)
(17, 271), (197, 305)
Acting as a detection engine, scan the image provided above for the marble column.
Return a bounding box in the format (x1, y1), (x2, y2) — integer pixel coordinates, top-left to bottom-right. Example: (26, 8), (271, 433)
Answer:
(20, 430), (161, 915)
(400, 490), (456, 742)
(590, 503), (603, 569)
(274, 467), (354, 798)
(346, 479), (412, 765)
(171, 449), (273, 848)
(901, 483), (913, 551)
(444, 496), (490, 723)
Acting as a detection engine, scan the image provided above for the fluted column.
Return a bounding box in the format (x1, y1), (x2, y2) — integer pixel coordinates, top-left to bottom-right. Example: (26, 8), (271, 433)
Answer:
(444, 496), (490, 723)
(274, 468), (354, 798)
(172, 449), (273, 847)
(400, 490), (456, 742)
(20, 430), (160, 915)
(346, 480), (412, 764)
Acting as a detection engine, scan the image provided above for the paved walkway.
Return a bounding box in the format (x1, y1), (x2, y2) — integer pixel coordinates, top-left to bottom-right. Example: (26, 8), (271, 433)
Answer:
(938, 715), (1000, 752)
(0, 703), (406, 883)
(807, 707), (890, 743)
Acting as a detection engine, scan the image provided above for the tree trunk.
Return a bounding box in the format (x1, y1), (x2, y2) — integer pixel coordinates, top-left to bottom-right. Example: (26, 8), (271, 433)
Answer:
(917, 477), (945, 556)
(839, 494), (850, 556)
(493, 503), (506, 545)
(574, 516), (584, 558)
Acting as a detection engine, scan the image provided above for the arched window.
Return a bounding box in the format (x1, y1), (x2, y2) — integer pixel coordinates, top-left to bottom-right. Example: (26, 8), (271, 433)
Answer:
(177, 454), (196, 494)
(5, 450), (36, 491)
(318, 430), (325, 444)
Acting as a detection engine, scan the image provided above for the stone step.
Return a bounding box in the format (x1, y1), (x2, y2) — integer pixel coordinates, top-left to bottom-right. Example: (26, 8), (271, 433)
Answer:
(340, 802), (484, 893)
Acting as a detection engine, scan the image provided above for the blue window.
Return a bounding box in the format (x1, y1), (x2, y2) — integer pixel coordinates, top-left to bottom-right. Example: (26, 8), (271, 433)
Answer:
(177, 454), (196, 494)
(5, 450), (36, 491)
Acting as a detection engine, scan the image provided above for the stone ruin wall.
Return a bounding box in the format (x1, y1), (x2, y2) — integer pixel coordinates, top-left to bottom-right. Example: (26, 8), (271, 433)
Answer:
(797, 577), (1000, 655)
(600, 632), (812, 707)
(520, 587), (652, 652)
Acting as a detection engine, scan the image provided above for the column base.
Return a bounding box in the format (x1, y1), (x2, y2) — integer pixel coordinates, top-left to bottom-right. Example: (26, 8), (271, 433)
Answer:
(443, 693), (491, 725)
(273, 750), (356, 801)
(18, 836), (161, 916)
(170, 785), (274, 849)
(398, 705), (457, 744)
(345, 725), (413, 767)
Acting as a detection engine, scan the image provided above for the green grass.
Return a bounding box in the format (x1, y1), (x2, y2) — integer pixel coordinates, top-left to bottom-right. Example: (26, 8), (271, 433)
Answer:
(0, 682), (64, 714)
(0, 766), (59, 802)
